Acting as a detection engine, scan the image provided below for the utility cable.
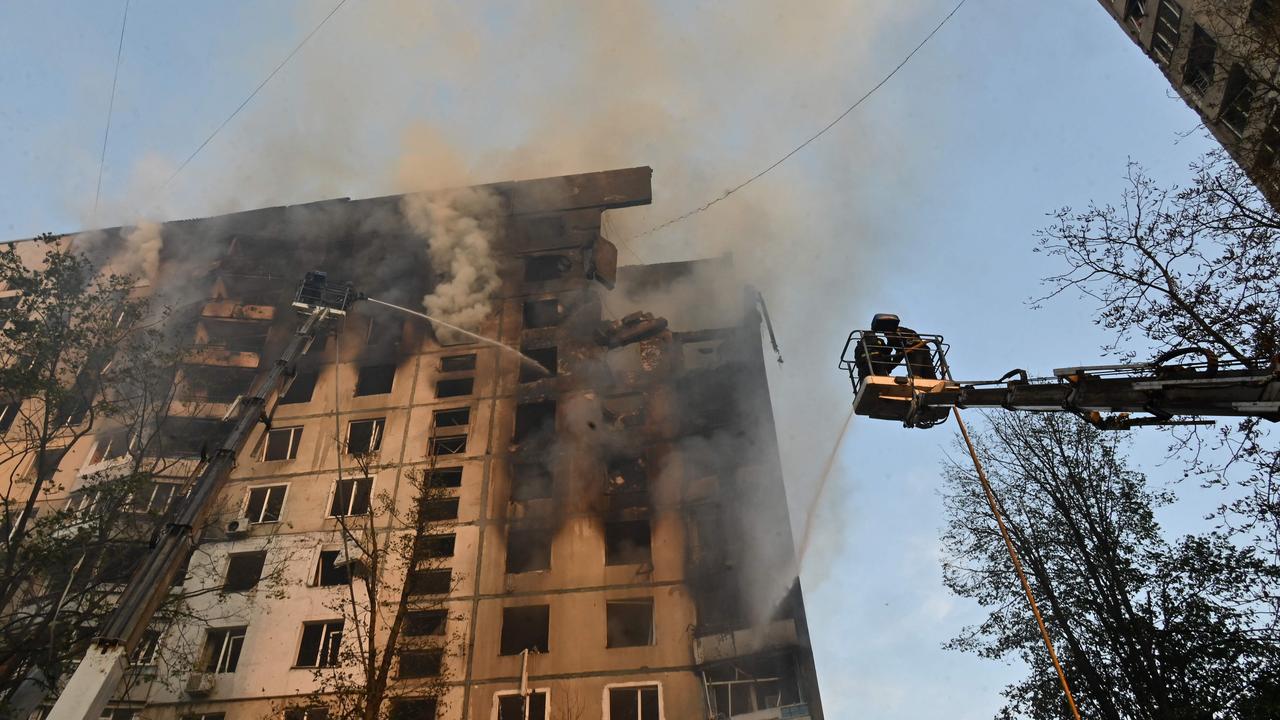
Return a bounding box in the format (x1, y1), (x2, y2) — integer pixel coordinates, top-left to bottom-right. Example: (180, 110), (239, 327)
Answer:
(161, 0), (350, 190)
(630, 0), (969, 242)
(952, 406), (1083, 720)
(93, 0), (131, 221)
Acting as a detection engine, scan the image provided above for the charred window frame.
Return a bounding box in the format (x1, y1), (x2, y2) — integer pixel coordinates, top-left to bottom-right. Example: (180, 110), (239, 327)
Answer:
(346, 418), (385, 455)
(204, 627), (247, 673)
(522, 298), (561, 329)
(511, 462), (553, 501)
(513, 400), (556, 444)
(314, 550), (350, 587)
(415, 533), (457, 560)
(407, 568), (452, 595)
(523, 254), (571, 283)
(605, 456), (647, 496)
(328, 476), (373, 517)
(436, 377), (474, 398)
(355, 364), (396, 396)
(280, 370), (318, 404)
(606, 598), (655, 648)
(403, 610), (447, 637)
(499, 605), (550, 655)
(397, 649), (443, 678)
(1182, 24), (1216, 96)
(295, 620), (343, 668)
(440, 353), (476, 373)
(497, 692), (548, 720)
(262, 426), (303, 461)
(605, 520), (652, 566)
(245, 484), (288, 523)
(224, 551), (267, 592)
(1150, 0), (1181, 66)
(519, 345), (557, 383)
(506, 528), (552, 574)
(427, 466), (464, 488)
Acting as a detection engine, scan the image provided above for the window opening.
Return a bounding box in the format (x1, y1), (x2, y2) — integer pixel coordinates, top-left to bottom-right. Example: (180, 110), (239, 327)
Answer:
(498, 692), (548, 720)
(315, 550), (350, 586)
(606, 598), (655, 648)
(403, 610), (447, 637)
(523, 254), (571, 282)
(1182, 24), (1216, 95)
(407, 569), (452, 595)
(427, 467), (464, 488)
(388, 699), (437, 720)
(605, 520), (652, 566)
(355, 365), (396, 396)
(1151, 0), (1181, 66)
(511, 463), (553, 501)
(131, 481), (184, 514)
(281, 370), (318, 404)
(0, 401), (20, 435)
(506, 529), (552, 574)
(429, 435), (467, 456)
(398, 650), (443, 678)
(605, 457), (647, 495)
(420, 497), (459, 521)
(607, 685), (660, 720)
(283, 708), (329, 720)
(703, 655), (803, 717)
(246, 485), (287, 523)
(204, 627), (246, 673)
(522, 299), (560, 329)
(89, 429), (130, 464)
(440, 354), (476, 372)
(513, 400), (556, 444)
(519, 346), (557, 383)
(224, 551), (267, 592)
(500, 605), (550, 655)
(1220, 64), (1255, 137)
(346, 418), (385, 455)
(433, 407), (470, 427)
(263, 426), (303, 461)
(131, 629), (161, 665)
(415, 534), (456, 560)
(436, 377), (474, 398)
(329, 477), (373, 517)
(296, 621), (343, 667)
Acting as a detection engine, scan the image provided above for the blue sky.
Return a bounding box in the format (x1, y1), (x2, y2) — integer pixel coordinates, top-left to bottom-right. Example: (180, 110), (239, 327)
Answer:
(0, 1), (1222, 717)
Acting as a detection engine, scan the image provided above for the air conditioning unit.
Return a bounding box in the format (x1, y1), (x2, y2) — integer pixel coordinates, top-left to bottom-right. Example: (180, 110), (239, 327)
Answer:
(225, 517), (252, 536)
(185, 671), (215, 696)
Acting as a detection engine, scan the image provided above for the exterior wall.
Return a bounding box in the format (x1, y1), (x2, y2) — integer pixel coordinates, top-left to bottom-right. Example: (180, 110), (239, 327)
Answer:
(10, 167), (822, 720)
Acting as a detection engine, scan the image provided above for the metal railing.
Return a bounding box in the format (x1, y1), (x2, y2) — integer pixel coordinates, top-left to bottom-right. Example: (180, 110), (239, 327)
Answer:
(839, 330), (952, 387)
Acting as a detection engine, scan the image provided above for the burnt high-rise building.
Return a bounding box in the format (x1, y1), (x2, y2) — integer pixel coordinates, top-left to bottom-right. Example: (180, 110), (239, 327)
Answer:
(4, 167), (823, 720)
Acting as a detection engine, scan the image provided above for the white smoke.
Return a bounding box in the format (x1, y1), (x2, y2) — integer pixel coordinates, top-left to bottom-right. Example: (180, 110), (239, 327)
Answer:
(119, 221), (162, 280)
(401, 187), (503, 332)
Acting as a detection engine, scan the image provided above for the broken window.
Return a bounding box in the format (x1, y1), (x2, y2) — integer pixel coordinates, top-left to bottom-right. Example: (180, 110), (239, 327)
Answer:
(513, 400), (555, 444)
(433, 406), (470, 428)
(403, 610), (447, 637)
(607, 685), (660, 720)
(89, 429), (131, 464)
(407, 568), (452, 595)
(0, 401), (20, 435)
(262, 426), (303, 461)
(703, 654), (803, 717)
(1182, 24), (1216, 96)
(314, 550), (350, 586)
(246, 485), (287, 523)
(180, 366), (257, 405)
(281, 370), (318, 404)
(295, 620), (343, 667)
(606, 598), (655, 648)
(427, 466), (463, 488)
(506, 529), (552, 574)
(519, 346), (557, 383)
(523, 254), (571, 282)
(388, 699), (437, 720)
(436, 377), (473, 398)
(130, 481), (183, 514)
(346, 418), (385, 455)
(131, 629), (161, 665)
(1122, 0), (1145, 29)
(429, 435), (467, 456)
(224, 551), (266, 592)
(420, 498), (459, 521)
(355, 364), (396, 396)
(204, 627), (246, 673)
(415, 533), (456, 560)
(1151, 0), (1181, 66)
(440, 353), (476, 372)
(522, 298), (560, 329)
(1220, 64), (1255, 137)
(605, 457), (647, 495)
(605, 520), (651, 566)
(398, 650), (443, 678)
(497, 692), (548, 720)
(158, 417), (232, 458)
(499, 605), (550, 655)
(511, 463), (553, 501)
(329, 477), (373, 517)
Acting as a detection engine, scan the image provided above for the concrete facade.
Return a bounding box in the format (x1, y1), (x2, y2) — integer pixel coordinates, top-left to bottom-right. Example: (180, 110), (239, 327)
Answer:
(10, 167), (822, 720)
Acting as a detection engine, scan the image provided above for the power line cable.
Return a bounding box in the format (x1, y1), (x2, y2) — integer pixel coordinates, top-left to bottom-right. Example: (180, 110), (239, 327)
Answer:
(93, 0), (131, 221)
(629, 0), (969, 241)
(161, 0), (350, 190)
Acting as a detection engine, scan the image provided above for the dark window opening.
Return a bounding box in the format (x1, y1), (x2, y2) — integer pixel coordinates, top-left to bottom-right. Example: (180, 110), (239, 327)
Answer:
(440, 354), (476, 372)
(1220, 64), (1255, 137)
(498, 692), (548, 720)
(89, 429), (130, 464)
(407, 569), (452, 595)
(263, 426), (302, 461)
(0, 401), (20, 435)
(420, 497), (460, 521)
(283, 708), (329, 720)
(246, 485), (287, 523)
(96, 543), (148, 584)
(281, 370), (318, 404)
(398, 650), (443, 678)
(506, 529), (552, 574)
(523, 254), (571, 282)
(404, 610), (447, 637)
(224, 551), (266, 592)
(132, 629), (161, 665)
(499, 605), (550, 655)
(427, 467), (464, 488)
(433, 407), (470, 428)
(389, 699), (437, 720)
(513, 401), (556, 444)
(204, 627), (246, 673)
(430, 435), (467, 456)
(608, 685), (659, 720)
(415, 533), (457, 560)
(606, 598), (655, 648)
(605, 457), (647, 495)
(180, 366), (257, 405)
(296, 621), (343, 668)
(1151, 0), (1182, 66)
(315, 550), (350, 586)
(605, 520), (652, 566)
(329, 477), (373, 517)
(522, 299), (560, 329)
(436, 377), (474, 398)
(346, 418), (385, 455)
(1183, 24), (1216, 96)
(704, 654), (803, 717)
(159, 417), (232, 458)
(355, 365), (396, 396)
(1123, 0), (1146, 28)
(519, 346), (557, 383)
(511, 463), (553, 501)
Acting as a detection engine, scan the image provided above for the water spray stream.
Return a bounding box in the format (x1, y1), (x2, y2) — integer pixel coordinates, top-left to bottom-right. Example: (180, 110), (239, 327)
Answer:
(796, 405), (855, 569)
(364, 296), (551, 377)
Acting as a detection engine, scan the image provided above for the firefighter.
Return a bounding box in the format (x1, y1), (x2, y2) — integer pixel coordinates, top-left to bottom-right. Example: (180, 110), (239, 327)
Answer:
(889, 325), (937, 380)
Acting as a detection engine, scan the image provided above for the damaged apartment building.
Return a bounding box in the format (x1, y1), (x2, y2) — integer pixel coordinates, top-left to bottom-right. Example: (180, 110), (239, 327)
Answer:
(5, 167), (823, 720)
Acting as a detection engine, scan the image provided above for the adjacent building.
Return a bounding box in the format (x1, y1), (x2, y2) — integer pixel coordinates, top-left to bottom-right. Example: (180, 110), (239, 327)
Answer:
(1095, 0), (1280, 204)
(6, 167), (823, 720)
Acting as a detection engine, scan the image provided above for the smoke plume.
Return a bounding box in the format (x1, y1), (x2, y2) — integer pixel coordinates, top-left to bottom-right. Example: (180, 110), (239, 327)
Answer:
(401, 188), (503, 332)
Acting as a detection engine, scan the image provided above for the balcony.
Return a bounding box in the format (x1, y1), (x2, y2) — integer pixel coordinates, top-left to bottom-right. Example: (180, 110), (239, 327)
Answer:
(693, 618), (799, 664)
(201, 300), (275, 322)
(185, 346), (261, 369)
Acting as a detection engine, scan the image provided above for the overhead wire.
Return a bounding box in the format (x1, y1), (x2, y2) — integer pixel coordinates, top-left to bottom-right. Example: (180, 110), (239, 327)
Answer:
(628, 0), (969, 242)
(92, 0), (131, 222)
(160, 0), (351, 190)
